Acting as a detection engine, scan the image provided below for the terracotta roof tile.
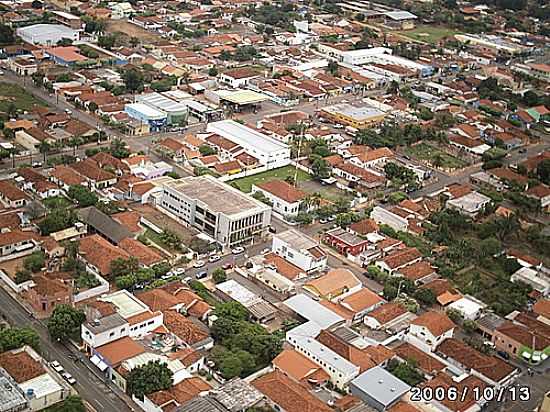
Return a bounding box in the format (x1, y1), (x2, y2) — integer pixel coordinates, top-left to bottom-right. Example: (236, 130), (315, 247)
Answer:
(0, 350), (44, 383)
(119, 238), (163, 267)
(162, 310), (209, 346)
(367, 302), (408, 325)
(394, 342), (445, 375)
(252, 370), (332, 412)
(255, 179), (307, 203)
(78, 234), (130, 275)
(412, 311), (455, 336)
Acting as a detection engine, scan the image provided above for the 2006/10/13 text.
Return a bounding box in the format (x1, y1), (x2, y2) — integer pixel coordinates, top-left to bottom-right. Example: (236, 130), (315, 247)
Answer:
(411, 386), (530, 403)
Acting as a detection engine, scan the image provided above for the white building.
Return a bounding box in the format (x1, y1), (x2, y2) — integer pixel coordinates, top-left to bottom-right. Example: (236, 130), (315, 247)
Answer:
(251, 180), (306, 218)
(16, 24), (79, 46)
(159, 175), (271, 249)
(511, 267), (550, 296)
(407, 311), (455, 352)
(370, 206), (409, 232)
(206, 120), (291, 169)
(448, 296), (486, 321)
(446, 191), (491, 218)
(272, 229), (327, 273)
(81, 290), (163, 352)
(286, 324), (360, 389)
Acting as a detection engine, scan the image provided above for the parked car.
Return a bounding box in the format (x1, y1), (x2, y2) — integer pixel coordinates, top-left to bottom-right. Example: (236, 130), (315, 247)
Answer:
(50, 361), (64, 373)
(62, 372), (76, 385)
(268, 226), (277, 234)
(222, 263), (233, 270)
(170, 267), (186, 277)
(208, 255), (221, 263)
(182, 276), (192, 284)
(161, 273), (173, 281)
(231, 246), (245, 255)
(31, 161), (42, 168)
(193, 260), (205, 268)
(319, 218), (329, 224)
(328, 215), (336, 222)
(195, 271), (208, 279)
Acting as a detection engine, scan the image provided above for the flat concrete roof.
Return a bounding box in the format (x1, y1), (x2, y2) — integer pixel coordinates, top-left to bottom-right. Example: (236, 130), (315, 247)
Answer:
(322, 103), (385, 121)
(351, 366), (410, 407)
(284, 294), (344, 329)
(100, 290), (148, 319)
(217, 89), (269, 105)
(275, 229), (318, 250)
(165, 175), (269, 217)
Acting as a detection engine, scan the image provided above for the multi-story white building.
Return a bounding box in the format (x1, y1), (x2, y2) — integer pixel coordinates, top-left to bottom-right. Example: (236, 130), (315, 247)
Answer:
(206, 120), (291, 170)
(159, 175), (271, 249)
(81, 290), (163, 352)
(272, 229), (327, 273)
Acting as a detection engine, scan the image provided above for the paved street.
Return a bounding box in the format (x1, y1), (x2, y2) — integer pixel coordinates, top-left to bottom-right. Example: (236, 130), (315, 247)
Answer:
(0, 286), (134, 412)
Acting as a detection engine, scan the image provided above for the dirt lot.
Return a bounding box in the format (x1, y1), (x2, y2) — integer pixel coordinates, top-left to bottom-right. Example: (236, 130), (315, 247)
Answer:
(106, 21), (160, 43)
(0, 256), (26, 278)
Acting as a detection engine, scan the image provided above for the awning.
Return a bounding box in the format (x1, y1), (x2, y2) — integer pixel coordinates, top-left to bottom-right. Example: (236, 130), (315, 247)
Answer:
(98, 361), (109, 372)
(90, 355), (101, 366)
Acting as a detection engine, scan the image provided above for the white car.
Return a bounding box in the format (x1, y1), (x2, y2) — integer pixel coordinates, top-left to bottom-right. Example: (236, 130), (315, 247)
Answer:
(193, 260), (205, 268)
(231, 247), (245, 255)
(50, 361), (64, 373)
(62, 372), (76, 385)
(171, 267), (186, 276)
(182, 276), (192, 284)
(208, 255), (221, 263)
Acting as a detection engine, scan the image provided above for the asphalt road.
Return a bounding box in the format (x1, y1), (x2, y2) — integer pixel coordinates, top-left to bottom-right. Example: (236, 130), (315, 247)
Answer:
(0, 286), (133, 412)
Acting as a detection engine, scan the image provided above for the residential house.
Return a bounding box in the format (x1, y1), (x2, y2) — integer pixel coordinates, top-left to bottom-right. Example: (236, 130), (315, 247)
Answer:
(0, 180), (29, 208)
(303, 268), (361, 301)
(271, 229), (327, 273)
(219, 67), (260, 88)
(324, 227), (370, 256)
(407, 311), (455, 351)
(375, 247), (423, 275)
(24, 274), (72, 317)
(252, 180), (307, 218)
(0, 230), (39, 257)
(272, 348), (330, 386)
(364, 302), (413, 331)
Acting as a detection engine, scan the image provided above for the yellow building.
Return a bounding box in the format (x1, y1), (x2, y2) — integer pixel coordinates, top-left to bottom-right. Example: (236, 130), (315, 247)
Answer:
(321, 103), (386, 129)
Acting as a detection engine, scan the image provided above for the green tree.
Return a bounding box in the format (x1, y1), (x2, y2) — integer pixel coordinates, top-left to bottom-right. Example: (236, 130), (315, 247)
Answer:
(327, 60), (339, 76)
(0, 327), (40, 352)
(48, 396), (85, 412)
(14, 269), (32, 284)
(68, 185), (98, 207)
(98, 34), (116, 49)
(413, 288), (436, 305)
(110, 137), (130, 159)
(38, 141), (51, 163)
(214, 301), (249, 321)
(127, 360), (173, 400)
(208, 67), (218, 77)
(115, 274), (137, 290)
(0, 23), (15, 45)
(212, 268), (227, 284)
(310, 155), (330, 179)
(110, 256), (139, 278)
(47, 304), (85, 342)
(123, 68), (144, 93)
(387, 359), (423, 386)
(37, 208), (76, 235)
(23, 251), (46, 273)
(199, 144), (216, 156)
(537, 159), (550, 185)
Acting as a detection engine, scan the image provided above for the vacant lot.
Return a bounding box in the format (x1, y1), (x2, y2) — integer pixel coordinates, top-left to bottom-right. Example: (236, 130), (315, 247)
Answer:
(106, 21), (159, 42)
(230, 165), (311, 193)
(404, 143), (468, 169)
(0, 82), (45, 116)
(397, 25), (460, 44)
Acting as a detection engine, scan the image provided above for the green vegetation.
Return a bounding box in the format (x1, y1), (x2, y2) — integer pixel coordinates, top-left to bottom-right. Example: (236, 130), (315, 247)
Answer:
(387, 359), (424, 386)
(0, 82), (45, 117)
(212, 268), (227, 284)
(0, 327), (40, 352)
(397, 25), (461, 44)
(42, 196), (72, 210)
(404, 143), (468, 169)
(210, 302), (282, 379)
(68, 185), (98, 207)
(230, 166), (311, 193)
(23, 251), (46, 273)
(144, 229), (185, 253)
(46, 396), (85, 412)
(37, 208), (76, 235)
(127, 360), (173, 400)
(47, 305), (85, 342)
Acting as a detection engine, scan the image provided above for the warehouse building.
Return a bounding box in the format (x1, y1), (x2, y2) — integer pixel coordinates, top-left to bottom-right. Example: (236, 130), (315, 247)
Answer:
(135, 92), (188, 125)
(321, 103), (386, 129)
(16, 24), (79, 46)
(124, 103), (167, 132)
(206, 120), (291, 169)
(158, 175), (271, 249)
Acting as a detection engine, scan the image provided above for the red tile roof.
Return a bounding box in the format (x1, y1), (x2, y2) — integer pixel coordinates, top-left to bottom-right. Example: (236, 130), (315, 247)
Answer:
(119, 238), (163, 267)
(0, 350), (44, 383)
(412, 311), (455, 336)
(252, 370), (332, 412)
(78, 234), (130, 275)
(255, 179), (307, 203)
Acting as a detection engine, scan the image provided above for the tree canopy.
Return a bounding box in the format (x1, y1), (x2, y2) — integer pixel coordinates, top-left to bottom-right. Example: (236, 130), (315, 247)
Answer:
(47, 305), (85, 342)
(127, 360), (173, 400)
(0, 327), (40, 352)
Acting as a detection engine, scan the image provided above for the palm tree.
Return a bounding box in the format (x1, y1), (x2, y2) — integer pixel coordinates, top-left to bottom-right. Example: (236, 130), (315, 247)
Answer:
(38, 141), (51, 163)
(68, 136), (83, 157)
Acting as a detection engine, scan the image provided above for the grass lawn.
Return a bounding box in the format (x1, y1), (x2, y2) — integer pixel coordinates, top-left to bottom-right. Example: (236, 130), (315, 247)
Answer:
(397, 25), (461, 44)
(230, 165), (311, 193)
(143, 229), (181, 254)
(0, 82), (45, 116)
(404, 143), (468, 169)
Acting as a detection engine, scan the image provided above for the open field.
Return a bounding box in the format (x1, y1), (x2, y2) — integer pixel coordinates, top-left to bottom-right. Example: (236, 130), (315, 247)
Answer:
(106, 20), (159, 42)
(230, 165), (311, 193)
(0, 82), (45, 116)
(404, 142), (468, 169)
(397, 25), (460, 44)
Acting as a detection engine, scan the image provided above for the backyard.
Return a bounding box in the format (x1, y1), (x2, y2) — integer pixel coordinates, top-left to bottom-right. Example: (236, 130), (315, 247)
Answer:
(404, 142), (468, 169)
(397, 25), (461, 44)
(230, 165), (311, 193)
(0, 82), (46, 116)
